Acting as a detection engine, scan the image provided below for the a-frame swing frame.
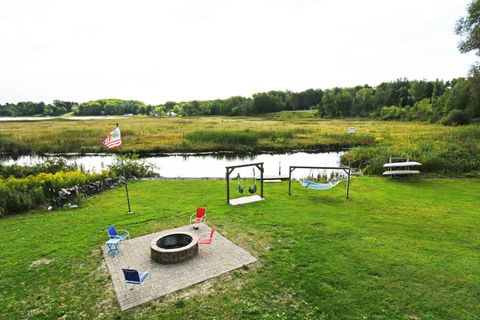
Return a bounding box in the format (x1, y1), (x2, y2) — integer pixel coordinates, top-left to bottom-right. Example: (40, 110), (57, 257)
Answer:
(226, 162), (264, 204)
(288, 165), (351, 199)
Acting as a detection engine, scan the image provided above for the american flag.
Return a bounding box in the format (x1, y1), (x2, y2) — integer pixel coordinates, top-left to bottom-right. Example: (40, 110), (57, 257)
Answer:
(103, 127), (122, 149)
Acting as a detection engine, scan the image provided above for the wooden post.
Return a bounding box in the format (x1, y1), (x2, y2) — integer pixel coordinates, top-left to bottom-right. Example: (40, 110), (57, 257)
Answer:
(260, 163), (264, 198)
(346, 168), (351, 199)
(226, 168), (230, 204)
(288, 166), (292, 196)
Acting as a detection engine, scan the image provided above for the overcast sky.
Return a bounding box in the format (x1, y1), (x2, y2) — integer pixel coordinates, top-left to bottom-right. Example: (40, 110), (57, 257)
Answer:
(0, 0), (476, 105)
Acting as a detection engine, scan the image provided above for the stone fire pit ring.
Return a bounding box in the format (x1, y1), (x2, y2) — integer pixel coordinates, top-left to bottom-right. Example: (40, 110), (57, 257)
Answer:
(150, 232), (199, 264)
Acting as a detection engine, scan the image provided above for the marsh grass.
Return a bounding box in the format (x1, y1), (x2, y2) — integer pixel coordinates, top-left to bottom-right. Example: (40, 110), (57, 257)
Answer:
(184, 129), (303, 150)
(185, 130), (260, 146)
(1, 116), (479, 175)
(343, 124), (480, 176)
(0, 117), (441, 154)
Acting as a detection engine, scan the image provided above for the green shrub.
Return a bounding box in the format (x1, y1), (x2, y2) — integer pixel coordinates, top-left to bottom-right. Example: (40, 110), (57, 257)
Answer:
(441, 110), (471, 126)
(108, 154), (158, 178)
(380, 105), (407, 120)
(0, 157), (80, 178)
(0, 171), (104, 215)
(342, 125), (480, 176)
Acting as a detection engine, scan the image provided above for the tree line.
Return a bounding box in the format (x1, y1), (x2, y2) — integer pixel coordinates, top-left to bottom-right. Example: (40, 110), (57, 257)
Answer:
(0, 100), (78, 117)
(1, 77), (479, 125)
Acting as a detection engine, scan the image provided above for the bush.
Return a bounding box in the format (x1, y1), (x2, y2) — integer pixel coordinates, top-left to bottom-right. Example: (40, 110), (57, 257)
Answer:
(0, 157), (80, 178)
(0, 171), (105, 215)
(108, 154), (158, 178)
(441, 110), (471, 126)
(380, 106), (407, 120)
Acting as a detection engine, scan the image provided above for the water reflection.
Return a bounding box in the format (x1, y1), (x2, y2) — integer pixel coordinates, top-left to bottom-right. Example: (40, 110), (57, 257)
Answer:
(1, 151), (346, 179)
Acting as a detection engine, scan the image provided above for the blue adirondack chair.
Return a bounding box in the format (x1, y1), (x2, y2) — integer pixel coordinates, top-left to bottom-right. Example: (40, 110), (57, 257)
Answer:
(106, 225), (129, 252)
(122, 268), (151, 296)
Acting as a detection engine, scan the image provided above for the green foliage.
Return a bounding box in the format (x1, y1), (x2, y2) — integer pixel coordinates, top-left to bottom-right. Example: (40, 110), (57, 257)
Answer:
(342, 125), (480, 176)
(0, 100), (77, 117)
(108, 154), (158, 178)
(0, 101), (45, 116)
(74, 99), (152, 116)
(380, 105), (407, 120)
(456, 0), (480, 75)
(0, 171), (104, 215)
(0, 157), (81, 178)
(252, 91), (286, 114)
(440, 109), (471, 126)
(184, 129), (299, 148)
(0, 156), (155, 215)
(1, 76), (479, 124)
(406, 99), (434, 122)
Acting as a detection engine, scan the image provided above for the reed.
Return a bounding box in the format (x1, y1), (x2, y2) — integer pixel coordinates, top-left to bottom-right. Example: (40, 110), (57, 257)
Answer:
(342, 124), (480, 176)
(0, 116), (478, 175)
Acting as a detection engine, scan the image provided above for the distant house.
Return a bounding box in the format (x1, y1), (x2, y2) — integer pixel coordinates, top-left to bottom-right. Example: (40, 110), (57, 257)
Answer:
(167, 111), (177, 116)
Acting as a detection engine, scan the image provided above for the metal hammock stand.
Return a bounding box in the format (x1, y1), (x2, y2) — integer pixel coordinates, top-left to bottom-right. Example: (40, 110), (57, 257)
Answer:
(288, 165), (351, 199)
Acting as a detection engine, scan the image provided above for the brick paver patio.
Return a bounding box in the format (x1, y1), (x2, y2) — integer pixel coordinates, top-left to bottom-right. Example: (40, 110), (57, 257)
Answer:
(103, 224), (257, 310)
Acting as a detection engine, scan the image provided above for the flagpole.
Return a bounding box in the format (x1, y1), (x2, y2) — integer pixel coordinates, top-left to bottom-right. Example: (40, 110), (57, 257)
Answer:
(116, 123), (133, 214)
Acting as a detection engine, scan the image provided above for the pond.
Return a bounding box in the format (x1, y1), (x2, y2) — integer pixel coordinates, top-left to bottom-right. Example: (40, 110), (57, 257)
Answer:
(1, 151), (346, 179)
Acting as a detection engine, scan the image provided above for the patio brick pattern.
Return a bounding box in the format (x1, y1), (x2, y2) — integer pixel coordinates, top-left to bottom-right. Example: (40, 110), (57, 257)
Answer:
(103, 223), (257, 311)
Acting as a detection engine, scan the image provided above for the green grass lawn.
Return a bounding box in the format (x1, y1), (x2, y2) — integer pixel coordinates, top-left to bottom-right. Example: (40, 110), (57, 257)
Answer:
(0, 177), (479, 319)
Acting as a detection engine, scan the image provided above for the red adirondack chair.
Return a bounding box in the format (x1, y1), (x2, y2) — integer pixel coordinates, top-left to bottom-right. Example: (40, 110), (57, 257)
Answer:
(199, 227), (215, 245)
(190, 207), (206, 229)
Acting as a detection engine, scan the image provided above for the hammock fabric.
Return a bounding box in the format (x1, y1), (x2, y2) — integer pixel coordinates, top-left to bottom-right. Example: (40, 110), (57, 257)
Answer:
(299, 179), (342, 191)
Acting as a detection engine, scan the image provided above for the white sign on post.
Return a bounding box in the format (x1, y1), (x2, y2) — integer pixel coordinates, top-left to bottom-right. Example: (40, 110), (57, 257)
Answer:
(347, 127), (356, 134)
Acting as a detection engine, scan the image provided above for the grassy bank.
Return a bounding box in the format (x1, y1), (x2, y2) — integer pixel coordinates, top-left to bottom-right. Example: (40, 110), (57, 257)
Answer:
(343, 124), (480, 176)
(0, 178), (479, 319)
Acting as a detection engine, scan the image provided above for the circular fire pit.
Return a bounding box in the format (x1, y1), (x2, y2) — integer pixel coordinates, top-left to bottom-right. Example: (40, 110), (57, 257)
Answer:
(150, 232), (199, 264)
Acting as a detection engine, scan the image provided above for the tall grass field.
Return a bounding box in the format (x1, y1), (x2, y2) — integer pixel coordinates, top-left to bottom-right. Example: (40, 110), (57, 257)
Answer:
(1, 116), (479, 176)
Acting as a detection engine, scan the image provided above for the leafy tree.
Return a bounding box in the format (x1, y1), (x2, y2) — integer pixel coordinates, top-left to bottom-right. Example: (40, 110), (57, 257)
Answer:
(380, 105), (406, 120)
(441, 109), (471, 126)
(456, 0), (480, 75)
(53, 100), (77, 113)
(287, 89), (323, 110)
(43, 103), (66, 116)
(352, 86), (375, 117)
(409, 80), (434, 103)
(181, 101), (202, 116)
(164, 101), (177, 112)
(464, 76), (480, 118)
(252, 92), (285, 114)
(406, 99), (433, 122)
